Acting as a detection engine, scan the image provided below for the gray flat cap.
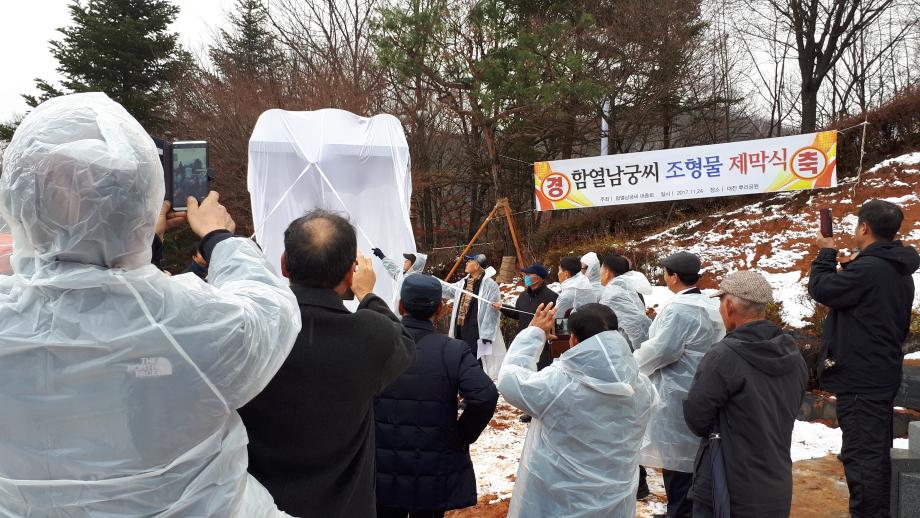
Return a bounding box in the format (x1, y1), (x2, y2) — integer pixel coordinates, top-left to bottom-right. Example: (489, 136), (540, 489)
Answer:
(711, 270), (774, 304)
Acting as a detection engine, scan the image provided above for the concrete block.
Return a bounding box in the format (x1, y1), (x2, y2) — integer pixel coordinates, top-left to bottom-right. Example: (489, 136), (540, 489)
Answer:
(898, 472), (920, 517)
(911, 422), (920, 456)
(890, 448), (920, 517)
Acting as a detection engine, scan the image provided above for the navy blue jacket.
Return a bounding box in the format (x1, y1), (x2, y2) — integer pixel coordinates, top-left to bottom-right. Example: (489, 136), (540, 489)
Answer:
(375, 316), (498, 511)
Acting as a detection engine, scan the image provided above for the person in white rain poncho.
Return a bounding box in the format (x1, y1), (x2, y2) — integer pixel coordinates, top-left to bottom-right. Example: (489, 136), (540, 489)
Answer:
(555, 255), (598, 317)
(444, 253), (505, 378)
(635, 252), (724, 518)
(372, 246), (428, 312)
(0, 93), (301, 518)
(599, 253), (652, 350)
(499, 302), (656, 518)
(580, 251), (604, 299)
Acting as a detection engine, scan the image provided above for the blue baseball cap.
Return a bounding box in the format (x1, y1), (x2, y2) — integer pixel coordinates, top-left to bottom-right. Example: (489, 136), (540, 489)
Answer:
(400, 274), (442, 310)
(521, 263), (549, 279)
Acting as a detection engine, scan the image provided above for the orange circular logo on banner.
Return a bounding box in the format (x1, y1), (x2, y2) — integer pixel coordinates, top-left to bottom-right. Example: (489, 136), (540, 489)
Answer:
(541, 173), (571, 201)
(789, 147), (828, 180)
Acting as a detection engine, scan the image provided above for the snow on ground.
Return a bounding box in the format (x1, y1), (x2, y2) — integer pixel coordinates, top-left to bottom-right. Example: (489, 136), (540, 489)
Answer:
(791, 421), (843, 462)
(469, 399), (527, 502)
(868, 152), (920, 173)
(761, 271), (815, 328)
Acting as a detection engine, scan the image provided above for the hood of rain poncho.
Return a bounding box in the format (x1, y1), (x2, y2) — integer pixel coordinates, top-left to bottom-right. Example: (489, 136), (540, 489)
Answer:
(580, 251), (601, 284)
(407, 252), (427, 273)
(557, 330), (649, 397)
(0, 93), (163, 277)
(619, 269), (654, 296)
(499, 327), (656, 518)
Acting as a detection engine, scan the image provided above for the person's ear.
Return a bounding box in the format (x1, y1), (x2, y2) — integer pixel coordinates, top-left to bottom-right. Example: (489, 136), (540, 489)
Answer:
(343, 262), (356, 286)
(280, 252), (289, 279)
(398, 301), (406, 317)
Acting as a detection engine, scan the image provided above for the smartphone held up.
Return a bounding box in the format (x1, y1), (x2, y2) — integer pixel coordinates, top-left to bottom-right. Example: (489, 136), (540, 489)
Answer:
(153, 138), (211, 211)
(819, 208), (833, 238)
(171, 141), (210, 211)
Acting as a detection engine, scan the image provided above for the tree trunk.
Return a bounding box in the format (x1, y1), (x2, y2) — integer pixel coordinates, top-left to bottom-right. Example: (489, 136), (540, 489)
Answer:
(800, 80), (820, 133)
(422, 186), (434, 249)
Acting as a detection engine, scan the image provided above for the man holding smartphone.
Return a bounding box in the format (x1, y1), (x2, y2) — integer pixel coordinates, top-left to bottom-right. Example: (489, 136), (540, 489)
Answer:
(809, 199), (919, 518)
(239, 209), (416, 518)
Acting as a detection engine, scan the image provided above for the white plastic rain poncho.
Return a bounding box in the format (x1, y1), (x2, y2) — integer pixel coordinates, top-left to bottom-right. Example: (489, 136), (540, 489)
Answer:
(600, 276), (652, 349)
(555, 271), (597, 317)
(248, 108), (415, 311)
(635, 291), (725, 472)
(580, 251), (603, 299)
(443, 266), (506, 379)
(382, 252), (428, 312)
(0, 93), (301, 517)
(619, 269), (654, 299)
(498, 328), (657, 518)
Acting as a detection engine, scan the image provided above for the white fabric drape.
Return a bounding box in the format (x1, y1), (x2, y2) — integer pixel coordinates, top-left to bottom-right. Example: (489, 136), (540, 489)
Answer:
(248, 108), (415, 309)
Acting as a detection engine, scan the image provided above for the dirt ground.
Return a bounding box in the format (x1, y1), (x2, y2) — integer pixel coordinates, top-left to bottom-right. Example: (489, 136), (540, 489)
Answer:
(790, 454), (851, 517)
(447, 454), (851, 517)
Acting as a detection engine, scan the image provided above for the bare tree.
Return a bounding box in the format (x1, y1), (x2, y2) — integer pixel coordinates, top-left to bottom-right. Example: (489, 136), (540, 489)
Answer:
(743, 0), (905, 132)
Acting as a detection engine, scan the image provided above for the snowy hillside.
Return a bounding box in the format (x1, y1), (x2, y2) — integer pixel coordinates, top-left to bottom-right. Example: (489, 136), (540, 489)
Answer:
(627, 151), (920, 328)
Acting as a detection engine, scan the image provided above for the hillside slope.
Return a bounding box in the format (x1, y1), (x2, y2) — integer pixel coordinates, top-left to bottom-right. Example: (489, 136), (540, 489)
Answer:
(622, 152), (919, 329)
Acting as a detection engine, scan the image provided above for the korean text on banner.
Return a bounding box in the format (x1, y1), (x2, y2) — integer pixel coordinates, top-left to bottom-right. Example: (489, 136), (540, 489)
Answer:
(533, 131), (837, 211)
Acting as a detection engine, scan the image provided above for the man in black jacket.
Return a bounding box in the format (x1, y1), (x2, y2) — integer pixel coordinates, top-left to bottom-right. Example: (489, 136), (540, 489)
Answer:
(375, 274), (498, 518)
(808, 199), (919, 518)
(491, 263), (558, 369)
(239, 210), (416, 518)
(684, 271), (807, 518)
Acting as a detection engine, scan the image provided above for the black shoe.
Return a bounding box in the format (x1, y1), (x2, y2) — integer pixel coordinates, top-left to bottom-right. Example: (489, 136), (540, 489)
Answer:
(519, 414), (532, 423)
(636, 482), (650, 500)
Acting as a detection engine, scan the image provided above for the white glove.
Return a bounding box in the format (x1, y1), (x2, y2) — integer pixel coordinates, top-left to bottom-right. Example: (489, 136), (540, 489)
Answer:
(477, 339), (493, 359)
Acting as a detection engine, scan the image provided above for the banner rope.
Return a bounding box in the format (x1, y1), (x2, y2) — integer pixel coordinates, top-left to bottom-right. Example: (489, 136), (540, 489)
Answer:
(851, 118), (870, 201)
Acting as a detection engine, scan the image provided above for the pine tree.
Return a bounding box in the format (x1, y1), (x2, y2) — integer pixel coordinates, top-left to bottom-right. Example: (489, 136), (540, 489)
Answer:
(210, 0), (283, 78)
(23, 0), (186, 131)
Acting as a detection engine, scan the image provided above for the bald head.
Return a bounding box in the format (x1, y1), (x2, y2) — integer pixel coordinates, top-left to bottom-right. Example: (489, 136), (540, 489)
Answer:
(283, 209), (357, 288)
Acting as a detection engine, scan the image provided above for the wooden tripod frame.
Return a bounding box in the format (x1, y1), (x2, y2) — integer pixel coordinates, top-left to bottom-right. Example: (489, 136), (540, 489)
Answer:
(445, 197), (527, 280)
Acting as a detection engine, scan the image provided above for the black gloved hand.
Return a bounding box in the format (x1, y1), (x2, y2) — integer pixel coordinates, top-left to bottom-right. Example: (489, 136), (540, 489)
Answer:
(372, 247), (385, 259)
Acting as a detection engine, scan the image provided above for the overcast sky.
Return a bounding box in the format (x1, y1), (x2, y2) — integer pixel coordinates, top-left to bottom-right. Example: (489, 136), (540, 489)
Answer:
(0, 0), (233, 123)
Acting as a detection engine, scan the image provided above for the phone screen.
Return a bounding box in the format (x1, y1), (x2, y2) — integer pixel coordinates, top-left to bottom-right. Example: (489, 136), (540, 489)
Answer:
(554, 318), (569, 336)
(171, 142), (209, 210)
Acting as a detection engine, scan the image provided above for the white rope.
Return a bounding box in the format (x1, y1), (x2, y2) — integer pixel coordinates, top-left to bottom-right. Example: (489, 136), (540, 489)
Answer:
(852, 118), (870, 200)
(437, 277), (536, 316)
